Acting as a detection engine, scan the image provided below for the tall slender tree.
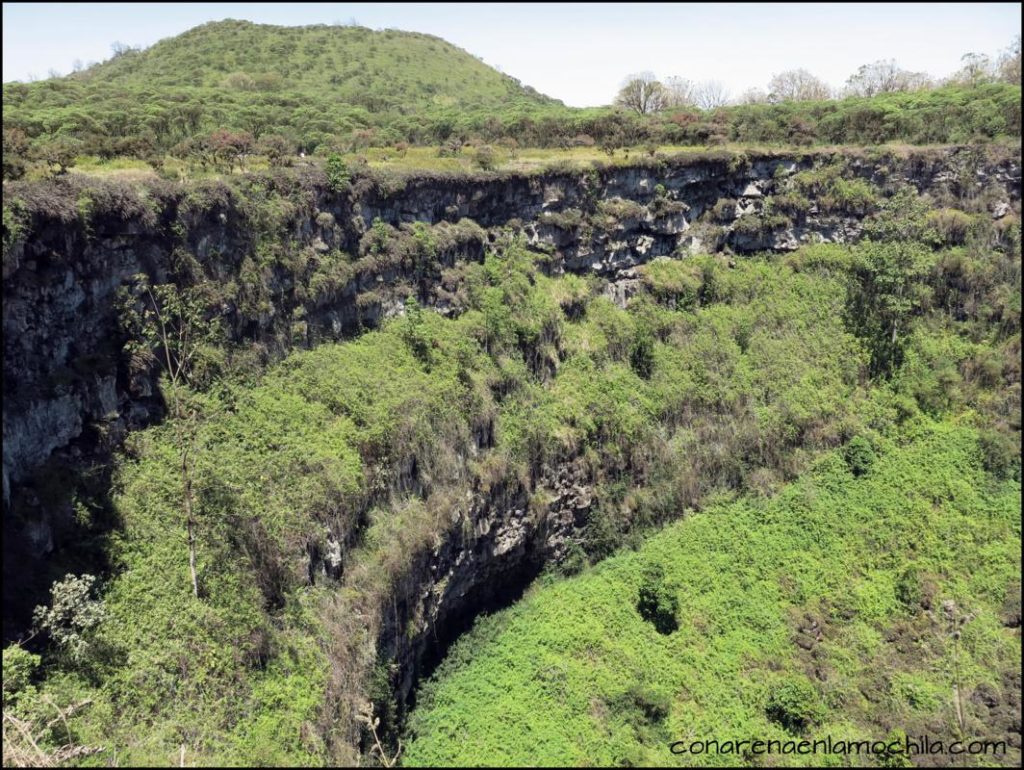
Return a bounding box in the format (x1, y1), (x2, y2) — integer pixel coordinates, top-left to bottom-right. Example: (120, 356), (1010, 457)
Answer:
(120, 277), (221, 598)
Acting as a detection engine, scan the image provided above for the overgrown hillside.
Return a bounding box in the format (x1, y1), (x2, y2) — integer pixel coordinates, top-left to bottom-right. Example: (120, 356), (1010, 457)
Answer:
(0, 19), (563, 161)
(406, 419), (1022, 766)
(80, 19), (553, 108)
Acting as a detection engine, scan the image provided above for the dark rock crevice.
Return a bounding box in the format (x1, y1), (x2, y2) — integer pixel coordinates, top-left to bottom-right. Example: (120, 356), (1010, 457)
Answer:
(370, 458), (591, 742)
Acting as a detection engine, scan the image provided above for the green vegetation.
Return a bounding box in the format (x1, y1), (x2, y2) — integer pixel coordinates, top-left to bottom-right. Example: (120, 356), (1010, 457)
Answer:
(636, 564), (679, 635)
(405, 421), (1021, 766)
(792, 161), (878, 215)
(1, 20), (557, 167)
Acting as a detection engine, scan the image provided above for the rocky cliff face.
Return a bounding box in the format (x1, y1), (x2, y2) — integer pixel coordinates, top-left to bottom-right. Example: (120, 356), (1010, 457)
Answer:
(3, 147), (1020, 638)
(375, 457), (592, 714)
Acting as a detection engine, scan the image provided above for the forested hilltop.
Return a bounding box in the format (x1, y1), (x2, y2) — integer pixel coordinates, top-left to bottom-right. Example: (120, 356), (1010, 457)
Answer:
(1, 21), (1020, 181)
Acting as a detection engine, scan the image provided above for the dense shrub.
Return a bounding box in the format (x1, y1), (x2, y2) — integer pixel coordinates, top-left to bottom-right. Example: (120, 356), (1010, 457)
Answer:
(765, 678), (826, 734)
(844, 435), (876, 476)
(636, 564), (679, 634)
(6, 171), (1018, 764)
(406, 423), (1021, 765)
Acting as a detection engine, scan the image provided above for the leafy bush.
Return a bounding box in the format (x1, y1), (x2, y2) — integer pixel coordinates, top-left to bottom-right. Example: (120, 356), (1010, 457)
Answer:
(401, 296), (433, 365)
(845, 240), (935, 378)
(765, 677), (825, 734)
(325, 153), (350, 192)
(792, 162), (878, 214)
(844, 435), (876, 476)
(473, 144), (497, 171)
(925, 208), (977, 245)
(2, 646), (40, 704)
(31, 574), (105, 663)
(629, 324), (656, 379)
(636, 564), (679, 634)
(639, 258), (705, 308)
(894, 566), (924, 610)
(978, 427), (1021, 480)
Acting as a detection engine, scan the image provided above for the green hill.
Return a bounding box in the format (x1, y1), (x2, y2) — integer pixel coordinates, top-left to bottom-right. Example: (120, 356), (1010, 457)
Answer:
(79, 19), (558, 111)
(1, 19), (565, 158)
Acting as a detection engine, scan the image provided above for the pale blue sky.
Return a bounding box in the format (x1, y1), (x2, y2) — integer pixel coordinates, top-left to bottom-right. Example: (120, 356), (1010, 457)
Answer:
(3, 3), (1020, 106)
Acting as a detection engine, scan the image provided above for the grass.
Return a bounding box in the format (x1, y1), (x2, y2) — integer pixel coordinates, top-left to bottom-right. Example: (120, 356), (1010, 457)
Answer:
(42, 140), (1016, 183)
(29, 144), (711, 181)
(351, 144), (716, 173)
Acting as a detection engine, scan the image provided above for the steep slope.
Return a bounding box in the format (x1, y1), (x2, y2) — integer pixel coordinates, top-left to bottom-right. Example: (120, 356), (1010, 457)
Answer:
(1, 145), (1019, 765)
(3, 147), (1019, 633)
(405, 421), (1022, 766)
